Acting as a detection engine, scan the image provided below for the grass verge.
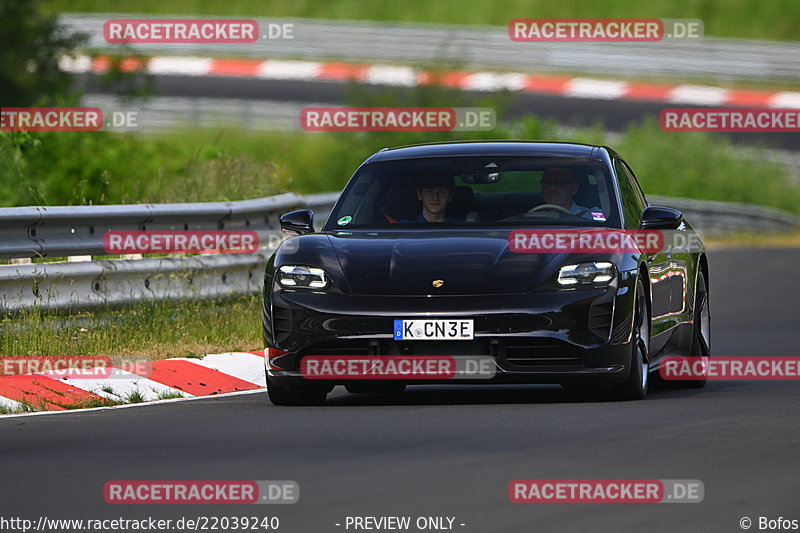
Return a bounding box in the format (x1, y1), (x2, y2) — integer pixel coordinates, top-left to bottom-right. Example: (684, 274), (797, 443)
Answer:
(705, 230), (800, 249)
(0, 295), (262, 359)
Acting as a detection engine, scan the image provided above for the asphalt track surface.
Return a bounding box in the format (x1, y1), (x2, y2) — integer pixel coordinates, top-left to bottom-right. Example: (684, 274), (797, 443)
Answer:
(79, 74), (800, 152)
(1, 247), (799, 533)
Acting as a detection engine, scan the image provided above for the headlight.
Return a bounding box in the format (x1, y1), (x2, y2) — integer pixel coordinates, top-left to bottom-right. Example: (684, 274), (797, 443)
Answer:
(557, 262), (615, 286)
(277, 265), (328, 289)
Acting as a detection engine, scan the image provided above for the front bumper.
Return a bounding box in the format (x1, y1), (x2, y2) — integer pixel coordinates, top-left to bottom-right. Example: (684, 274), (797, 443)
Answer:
(265, 283), (638, 387)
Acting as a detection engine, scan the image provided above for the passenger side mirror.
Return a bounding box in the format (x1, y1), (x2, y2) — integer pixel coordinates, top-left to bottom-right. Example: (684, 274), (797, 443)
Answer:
(640, 206), (683, 230)
(280, 209), (315, 235)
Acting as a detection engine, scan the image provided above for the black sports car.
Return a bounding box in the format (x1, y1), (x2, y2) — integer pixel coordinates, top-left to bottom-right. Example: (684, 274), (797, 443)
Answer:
(262, 141), (710, 405)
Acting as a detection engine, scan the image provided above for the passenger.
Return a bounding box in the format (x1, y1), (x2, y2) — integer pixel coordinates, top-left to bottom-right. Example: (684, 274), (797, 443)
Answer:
(404, 175), (464, 223)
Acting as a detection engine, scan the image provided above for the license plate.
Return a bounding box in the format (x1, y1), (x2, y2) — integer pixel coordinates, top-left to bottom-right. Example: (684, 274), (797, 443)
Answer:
(393, 319), (474, 340)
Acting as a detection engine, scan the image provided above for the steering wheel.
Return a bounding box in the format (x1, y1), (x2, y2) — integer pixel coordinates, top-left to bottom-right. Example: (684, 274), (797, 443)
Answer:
(526, 203), (573, 215)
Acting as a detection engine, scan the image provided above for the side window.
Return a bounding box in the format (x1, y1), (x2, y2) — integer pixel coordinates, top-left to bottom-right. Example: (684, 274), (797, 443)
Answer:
(622, 160), (648, 208)
(614, 159), (647, 229)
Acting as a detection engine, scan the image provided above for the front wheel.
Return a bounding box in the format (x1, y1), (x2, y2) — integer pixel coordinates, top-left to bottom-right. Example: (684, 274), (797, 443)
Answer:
(611, 278), (650, 400)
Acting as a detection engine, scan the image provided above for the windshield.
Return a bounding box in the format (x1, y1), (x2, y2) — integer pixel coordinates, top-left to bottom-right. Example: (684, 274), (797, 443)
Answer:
(324, 155), (621, 230)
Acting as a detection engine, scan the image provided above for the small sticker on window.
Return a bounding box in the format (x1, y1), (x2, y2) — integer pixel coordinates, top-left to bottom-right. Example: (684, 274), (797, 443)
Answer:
(591, 212), (606, 222)
(337, 216), (352, 226)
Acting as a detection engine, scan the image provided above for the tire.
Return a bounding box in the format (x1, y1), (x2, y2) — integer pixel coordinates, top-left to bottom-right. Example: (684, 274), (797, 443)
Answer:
(675, 269), (710, 389)
(345, 382), (406, 395)
(611, 277), (650, 400)
(267, 376), (328, 406)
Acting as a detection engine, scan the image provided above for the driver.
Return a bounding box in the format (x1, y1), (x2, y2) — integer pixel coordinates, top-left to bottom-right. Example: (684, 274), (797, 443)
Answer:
(540, 168), (604, 220)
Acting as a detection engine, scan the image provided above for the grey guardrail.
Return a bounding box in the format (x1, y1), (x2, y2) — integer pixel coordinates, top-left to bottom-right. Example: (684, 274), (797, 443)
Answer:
(0, 193), (304, 260)
(0, 253), (269, 313)
(0, 192), (337, 313)
(61, 13), (800, 81)
(0, 191), (796, 313)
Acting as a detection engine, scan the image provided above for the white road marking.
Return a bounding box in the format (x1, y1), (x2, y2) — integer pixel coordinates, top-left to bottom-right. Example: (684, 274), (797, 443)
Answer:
(670, 85), (729, 105)
(257, 60), (321, 80)
(565, 78), (628, 100)
(770, 92), (800, 109)
(147, 56), (213, 76)
(463, 72), (527, 92)
(363, 65), (419, 86)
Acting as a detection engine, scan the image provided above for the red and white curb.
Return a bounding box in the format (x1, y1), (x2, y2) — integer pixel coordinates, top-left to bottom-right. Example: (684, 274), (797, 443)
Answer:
(61, 54), (800, 108)
(0, 351), (266, 414)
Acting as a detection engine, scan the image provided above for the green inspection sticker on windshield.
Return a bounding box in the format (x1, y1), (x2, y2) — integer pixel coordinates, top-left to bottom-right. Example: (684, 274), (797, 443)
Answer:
(337, 216), (352, 226)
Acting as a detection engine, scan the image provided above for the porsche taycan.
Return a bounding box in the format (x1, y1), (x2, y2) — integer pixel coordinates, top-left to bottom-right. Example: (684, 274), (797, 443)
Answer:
(262, 141), (710, 405)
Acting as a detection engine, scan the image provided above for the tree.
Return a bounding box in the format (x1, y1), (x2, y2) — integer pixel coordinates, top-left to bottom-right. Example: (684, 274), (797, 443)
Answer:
(0, 0), (88, 106)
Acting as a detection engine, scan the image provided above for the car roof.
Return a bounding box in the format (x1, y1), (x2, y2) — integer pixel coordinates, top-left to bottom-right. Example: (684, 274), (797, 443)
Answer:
(368, 140), (608, 162)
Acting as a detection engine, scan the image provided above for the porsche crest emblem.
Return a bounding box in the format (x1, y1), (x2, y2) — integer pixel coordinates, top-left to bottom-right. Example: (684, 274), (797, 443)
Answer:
(432, 280), (444, 288)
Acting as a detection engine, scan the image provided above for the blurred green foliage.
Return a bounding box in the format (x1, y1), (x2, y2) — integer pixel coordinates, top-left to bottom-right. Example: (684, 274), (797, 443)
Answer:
(0, 0), (87, 106)
(3, 110), (798, 213)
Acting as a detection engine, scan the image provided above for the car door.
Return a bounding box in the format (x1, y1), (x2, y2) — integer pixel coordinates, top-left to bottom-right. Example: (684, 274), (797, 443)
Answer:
(614, 159), (673, 350)
(622, 159), (690, 321)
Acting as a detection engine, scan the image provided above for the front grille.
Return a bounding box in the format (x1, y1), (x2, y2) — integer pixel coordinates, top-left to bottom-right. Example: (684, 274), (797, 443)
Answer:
(499, 338), (582, 368)
(298, 340), (373, 357)
(377, 339), (491, 356)
(297, 337), (584, 369)
(299, 339), (488, 357)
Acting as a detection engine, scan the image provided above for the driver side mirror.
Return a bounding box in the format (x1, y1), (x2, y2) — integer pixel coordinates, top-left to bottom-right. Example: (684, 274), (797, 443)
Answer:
(640, 206), (683, 230)
(280, 209), (314, 235)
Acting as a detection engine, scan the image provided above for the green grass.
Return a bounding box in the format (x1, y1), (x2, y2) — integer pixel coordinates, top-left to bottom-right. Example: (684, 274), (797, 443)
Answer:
(614, 118), (799, 212)
(0, 295), (263, 359)
(0, 129), (291, 206)
(125, 390), (146, 403)
(44, 0), (800, 41)
(706, 230), (800, 249)
(0, 400), (37, 415)
(3, 106), (796, 214)
(0, 386), (187, 415)
(61, 396), (124, 409)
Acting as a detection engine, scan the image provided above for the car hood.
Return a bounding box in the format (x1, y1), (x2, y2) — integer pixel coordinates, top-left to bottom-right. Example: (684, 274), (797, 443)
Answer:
(325, 230), (572, 295)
